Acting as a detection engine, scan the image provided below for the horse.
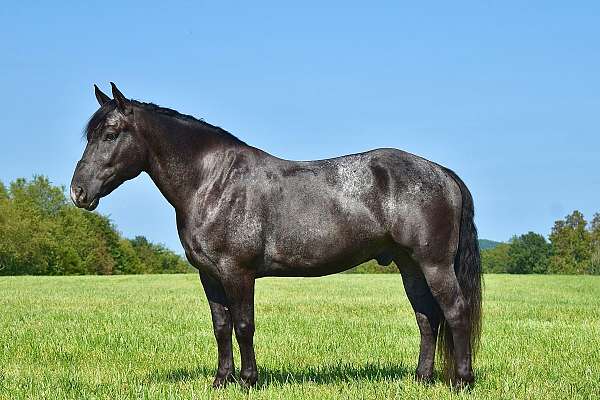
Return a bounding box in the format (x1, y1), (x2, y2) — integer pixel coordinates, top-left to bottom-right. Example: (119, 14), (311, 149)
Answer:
(71, 83), (482, 388)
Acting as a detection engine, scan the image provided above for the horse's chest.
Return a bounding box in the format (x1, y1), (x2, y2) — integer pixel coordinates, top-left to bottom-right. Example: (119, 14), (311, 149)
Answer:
(176, 218), (222, 276)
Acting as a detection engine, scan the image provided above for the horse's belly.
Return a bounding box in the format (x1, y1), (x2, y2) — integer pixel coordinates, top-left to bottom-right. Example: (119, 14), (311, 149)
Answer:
(258, 259), (368, 277)
(258, 224), (389, 277)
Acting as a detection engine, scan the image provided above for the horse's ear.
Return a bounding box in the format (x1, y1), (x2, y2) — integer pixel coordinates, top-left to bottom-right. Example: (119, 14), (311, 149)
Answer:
(94, 84), (111, 106)
(110, 82), (132, 114)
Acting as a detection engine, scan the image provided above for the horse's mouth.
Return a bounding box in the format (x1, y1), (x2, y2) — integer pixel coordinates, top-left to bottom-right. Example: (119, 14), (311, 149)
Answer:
(81, 174), (116, 211)
(85, 197), (100, 211)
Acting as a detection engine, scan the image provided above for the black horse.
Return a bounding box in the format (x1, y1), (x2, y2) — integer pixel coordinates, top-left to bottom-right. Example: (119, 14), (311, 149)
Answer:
(71, 83), (482, 388)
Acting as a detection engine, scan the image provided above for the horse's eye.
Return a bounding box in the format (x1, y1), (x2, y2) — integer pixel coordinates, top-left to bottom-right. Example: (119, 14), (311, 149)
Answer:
(104, 132), (119, 141)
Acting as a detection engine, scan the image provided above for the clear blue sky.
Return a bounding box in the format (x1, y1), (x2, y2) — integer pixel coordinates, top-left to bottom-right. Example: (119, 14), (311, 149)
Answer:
(1, 2), (598, 252)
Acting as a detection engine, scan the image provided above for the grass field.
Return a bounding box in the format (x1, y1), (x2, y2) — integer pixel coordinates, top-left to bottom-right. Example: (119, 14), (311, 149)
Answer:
(0, 274), (599, 399)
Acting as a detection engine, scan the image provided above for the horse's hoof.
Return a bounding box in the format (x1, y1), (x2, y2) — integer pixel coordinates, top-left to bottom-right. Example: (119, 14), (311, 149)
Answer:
(451, 373), (475, 390)
(212, 372), (235, 389)
(415, 370), (434, 384)
(240, 370), (258, 388)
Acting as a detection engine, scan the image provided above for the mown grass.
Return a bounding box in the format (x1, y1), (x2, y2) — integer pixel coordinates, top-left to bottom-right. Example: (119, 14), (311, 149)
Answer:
(0, 274), (598, 399)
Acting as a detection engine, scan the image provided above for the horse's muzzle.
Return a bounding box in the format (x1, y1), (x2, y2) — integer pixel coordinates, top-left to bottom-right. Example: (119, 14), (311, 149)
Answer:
(70, 185), (99, 211)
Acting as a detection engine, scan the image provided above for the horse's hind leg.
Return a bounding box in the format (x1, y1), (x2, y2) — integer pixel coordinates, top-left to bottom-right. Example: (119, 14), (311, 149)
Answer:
(398, 260), (441, 382)
(419, 261), (474, 385)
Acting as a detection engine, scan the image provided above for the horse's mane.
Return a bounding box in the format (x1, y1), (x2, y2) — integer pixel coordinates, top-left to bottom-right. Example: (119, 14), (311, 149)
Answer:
(84, 100), (246, 145)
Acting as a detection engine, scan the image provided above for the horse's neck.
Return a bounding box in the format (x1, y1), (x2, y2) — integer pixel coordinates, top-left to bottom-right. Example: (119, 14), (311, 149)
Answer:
(139, 112), (241, 212)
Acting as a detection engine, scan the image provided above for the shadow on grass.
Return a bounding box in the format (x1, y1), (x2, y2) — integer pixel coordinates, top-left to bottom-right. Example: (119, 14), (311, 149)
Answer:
(148, 361), (416, 388)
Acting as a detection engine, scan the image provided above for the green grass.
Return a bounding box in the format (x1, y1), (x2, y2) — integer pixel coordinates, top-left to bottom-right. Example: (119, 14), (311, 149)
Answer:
(0, 274), (599, 399)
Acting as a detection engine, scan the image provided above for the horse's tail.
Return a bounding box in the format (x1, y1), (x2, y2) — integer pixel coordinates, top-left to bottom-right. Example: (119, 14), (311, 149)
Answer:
(438, 168), (483, 381)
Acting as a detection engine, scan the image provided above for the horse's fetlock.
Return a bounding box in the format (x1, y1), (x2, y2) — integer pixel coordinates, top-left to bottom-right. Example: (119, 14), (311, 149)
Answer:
(240, 368), (258, 387)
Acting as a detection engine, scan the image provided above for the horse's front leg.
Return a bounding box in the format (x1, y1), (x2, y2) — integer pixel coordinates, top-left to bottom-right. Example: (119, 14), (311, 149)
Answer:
(199, 272), (235, 388)
(220, 264), (258, 387)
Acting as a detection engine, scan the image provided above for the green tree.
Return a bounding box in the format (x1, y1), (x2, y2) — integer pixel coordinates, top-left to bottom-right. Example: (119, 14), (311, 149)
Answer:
(0, 178), (59, 275)
(481, 243), (511, 273)
(9, 176), (66, 216)
(506, 232), (551, 274)
(129, 236), (191, 274)
(591, 213), (600, 244)
(117, 239), (144, 275)
(0, 181), (7, 200)
(589, 213), (600, 274)
(549, 211), (592, 274)
(0, 176), (190, 276)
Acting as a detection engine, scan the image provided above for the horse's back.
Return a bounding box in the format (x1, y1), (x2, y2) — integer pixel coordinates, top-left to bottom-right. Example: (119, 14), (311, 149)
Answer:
(269, 147), (461, 219)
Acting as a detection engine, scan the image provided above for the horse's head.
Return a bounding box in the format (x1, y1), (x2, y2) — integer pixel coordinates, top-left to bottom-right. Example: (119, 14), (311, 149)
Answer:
(71, 83), (147, 210)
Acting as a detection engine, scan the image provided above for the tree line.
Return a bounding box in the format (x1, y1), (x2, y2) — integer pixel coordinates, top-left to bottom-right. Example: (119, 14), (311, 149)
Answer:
(0, 176), (192, 275)
(482, 210), (600, 275)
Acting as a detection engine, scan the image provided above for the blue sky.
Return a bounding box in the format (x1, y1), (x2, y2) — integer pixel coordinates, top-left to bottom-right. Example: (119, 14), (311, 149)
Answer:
(1, 2), (598, 252)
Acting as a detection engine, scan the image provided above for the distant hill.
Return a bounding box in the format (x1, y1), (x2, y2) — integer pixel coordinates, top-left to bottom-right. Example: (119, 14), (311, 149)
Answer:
(479, 239), (503, 250)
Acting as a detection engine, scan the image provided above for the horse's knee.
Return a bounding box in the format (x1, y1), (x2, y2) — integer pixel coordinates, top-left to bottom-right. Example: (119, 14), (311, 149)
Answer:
(416, 312), (439, 338)
(213, 320), (232, 340)
(234, 320), (255, 341)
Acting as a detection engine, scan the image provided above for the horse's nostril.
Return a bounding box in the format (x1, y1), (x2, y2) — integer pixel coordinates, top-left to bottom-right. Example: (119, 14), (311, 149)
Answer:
(71, 186), (86, 204)
(77, 187), (86, 202)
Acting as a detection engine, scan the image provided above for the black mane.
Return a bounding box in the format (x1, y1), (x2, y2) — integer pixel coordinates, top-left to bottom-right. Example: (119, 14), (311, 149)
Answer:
(84, 100), (245, 145)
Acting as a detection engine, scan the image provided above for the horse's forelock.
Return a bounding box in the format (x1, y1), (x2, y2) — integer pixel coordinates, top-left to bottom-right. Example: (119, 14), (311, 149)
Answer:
(82, 102), (116, 140)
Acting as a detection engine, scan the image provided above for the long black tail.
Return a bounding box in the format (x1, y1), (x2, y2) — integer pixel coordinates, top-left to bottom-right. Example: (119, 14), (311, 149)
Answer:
(438, 168), (483, 381)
